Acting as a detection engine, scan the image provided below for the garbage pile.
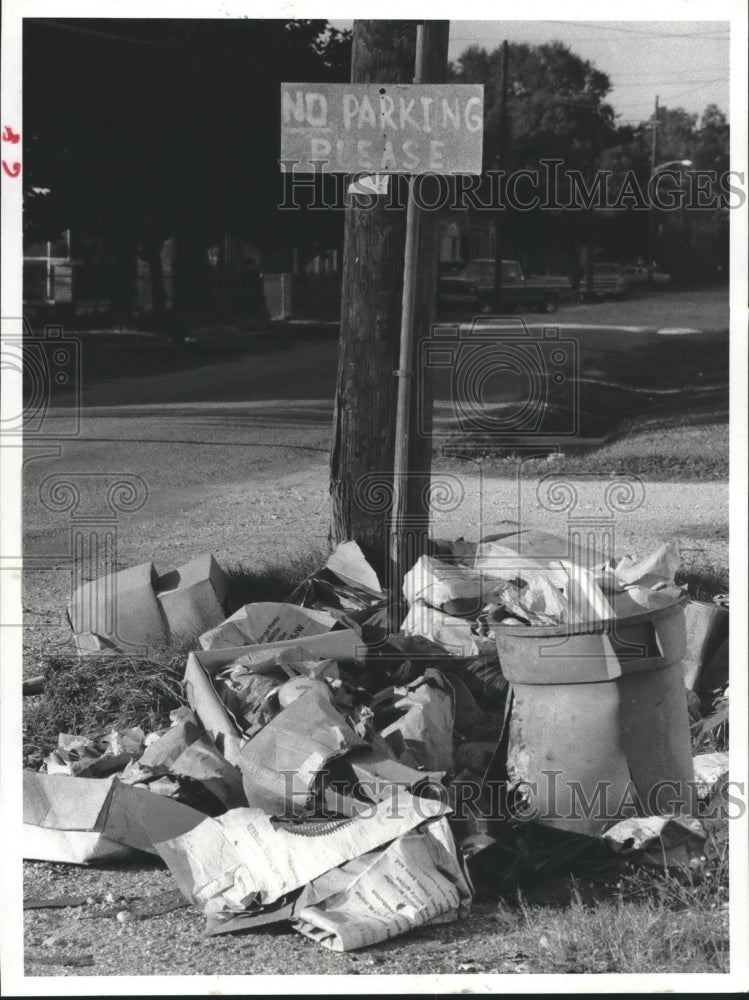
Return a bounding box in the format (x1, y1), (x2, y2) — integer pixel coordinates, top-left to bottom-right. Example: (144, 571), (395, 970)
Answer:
(23, 530), (730, 952)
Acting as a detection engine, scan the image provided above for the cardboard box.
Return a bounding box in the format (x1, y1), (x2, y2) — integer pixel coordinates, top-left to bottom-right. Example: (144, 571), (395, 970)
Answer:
(68, 561), (168, 651)
(23, 770), (204, 863)
(68, 553), (231, 653)
(184, 630), (363, 743)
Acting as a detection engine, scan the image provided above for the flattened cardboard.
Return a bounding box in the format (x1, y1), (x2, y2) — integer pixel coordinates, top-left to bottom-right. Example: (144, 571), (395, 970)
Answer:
(23, 771), (205, 861)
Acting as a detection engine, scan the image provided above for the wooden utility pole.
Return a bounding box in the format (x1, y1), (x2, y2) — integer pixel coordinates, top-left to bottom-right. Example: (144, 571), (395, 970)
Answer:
(493, 40), (510, 306)
(329, 20), (449, 586)
(647, 95), (660, 279)
(390, 22), (450, 601)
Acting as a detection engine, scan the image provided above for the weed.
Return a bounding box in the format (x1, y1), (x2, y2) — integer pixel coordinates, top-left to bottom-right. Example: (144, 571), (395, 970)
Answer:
(22, 640), (191, 767)
(225, 549), (326, 608)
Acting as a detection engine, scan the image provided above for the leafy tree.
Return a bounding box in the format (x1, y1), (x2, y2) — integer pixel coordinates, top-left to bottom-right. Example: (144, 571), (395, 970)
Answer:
(23, 18), (352, 318)
(452, 41), (616, 172)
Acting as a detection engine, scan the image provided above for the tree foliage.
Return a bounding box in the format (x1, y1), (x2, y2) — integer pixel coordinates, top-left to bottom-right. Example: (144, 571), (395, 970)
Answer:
(452, 41), (617, 170)
(23, 18), (351, 251)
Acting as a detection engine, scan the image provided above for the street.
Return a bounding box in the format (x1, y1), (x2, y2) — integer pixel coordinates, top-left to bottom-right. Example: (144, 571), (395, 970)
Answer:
(20, 288), (729, 668)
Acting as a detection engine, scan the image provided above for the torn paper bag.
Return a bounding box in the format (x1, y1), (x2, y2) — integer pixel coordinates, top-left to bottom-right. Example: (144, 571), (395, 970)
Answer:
(294, 815), (472, 951)
(238, 684), (367, 816)
(373, 669), (454, 772)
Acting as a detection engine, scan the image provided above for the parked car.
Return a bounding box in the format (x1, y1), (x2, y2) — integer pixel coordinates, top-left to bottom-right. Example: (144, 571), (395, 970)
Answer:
(622, 264), (672, 289)
(438, 258), (567, 314)
(580, 262), (627, 300)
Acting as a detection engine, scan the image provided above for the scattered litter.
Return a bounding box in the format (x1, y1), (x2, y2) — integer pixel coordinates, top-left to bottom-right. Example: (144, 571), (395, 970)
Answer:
(24, 535), (728, 953)
(24, 895), (90, 910)
(603, 814), (707, 867)
(692, 752), (729, 798)
(26, 950), (95, 968)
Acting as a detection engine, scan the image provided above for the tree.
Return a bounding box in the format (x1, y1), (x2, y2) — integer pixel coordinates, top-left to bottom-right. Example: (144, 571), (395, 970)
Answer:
(450, 40), (617, 276)
(453, 41), (616, 173)
(22, 18), (352, 316)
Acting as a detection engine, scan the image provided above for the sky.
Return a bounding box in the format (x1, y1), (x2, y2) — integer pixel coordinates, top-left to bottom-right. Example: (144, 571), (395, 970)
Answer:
(330, 20), (731, 126)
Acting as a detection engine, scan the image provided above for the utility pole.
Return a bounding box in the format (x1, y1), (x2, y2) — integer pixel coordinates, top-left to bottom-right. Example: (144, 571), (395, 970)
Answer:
(584, 126), (599, 300)
(647, 95), (660, 280)
(394, 22), (450, 603)
(329, 20), (449, 586)
(493, 40), (509, 306)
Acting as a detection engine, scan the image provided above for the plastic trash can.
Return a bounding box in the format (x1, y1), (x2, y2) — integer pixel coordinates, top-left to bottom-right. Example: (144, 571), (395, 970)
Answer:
(490, 596), (695, 836)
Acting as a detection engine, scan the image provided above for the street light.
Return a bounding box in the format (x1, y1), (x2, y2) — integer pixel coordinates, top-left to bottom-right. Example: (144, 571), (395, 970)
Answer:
(653, 158), (694, 174)
(647, 159), (693, 280)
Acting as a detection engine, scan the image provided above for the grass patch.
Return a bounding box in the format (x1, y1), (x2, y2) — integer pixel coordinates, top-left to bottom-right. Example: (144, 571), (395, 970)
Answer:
(225, 548), (326, 608)
(437, 422), (728, 481)
(434, 328), (728, 480)
(675, 551), (729, 601)
(503, 884), (728, 973)
(22, 641), (190, 768)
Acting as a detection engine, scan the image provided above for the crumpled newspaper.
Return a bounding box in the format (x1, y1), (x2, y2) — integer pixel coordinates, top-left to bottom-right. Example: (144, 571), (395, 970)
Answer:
(402, 556), (490, 611)
(120, 707), (246, 811)
(603, 814), (707, 867)
(597, 539), (686, 616)
(692, 752), (729, 799)
(154, 787), (448, 915)
(294, 815), (472, 951)
(44, 728), (146, 778)
(401, 600), (494, 657)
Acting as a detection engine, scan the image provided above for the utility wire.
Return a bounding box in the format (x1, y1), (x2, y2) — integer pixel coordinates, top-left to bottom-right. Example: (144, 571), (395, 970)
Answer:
(29, 19), (177, 46)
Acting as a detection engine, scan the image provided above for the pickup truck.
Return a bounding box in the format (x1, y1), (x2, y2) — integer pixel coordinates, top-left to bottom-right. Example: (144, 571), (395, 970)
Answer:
(438, 259), (565, 314)
(622, 264), (671, 289)
(580, 262), (628, 300)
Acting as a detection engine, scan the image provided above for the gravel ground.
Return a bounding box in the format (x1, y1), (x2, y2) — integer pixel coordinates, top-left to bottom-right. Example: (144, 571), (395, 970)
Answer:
(15, 293), (731, 983)
(22, 859), (517, 978)
(20, 452), (728, 674)
(18, 457), (729, 980)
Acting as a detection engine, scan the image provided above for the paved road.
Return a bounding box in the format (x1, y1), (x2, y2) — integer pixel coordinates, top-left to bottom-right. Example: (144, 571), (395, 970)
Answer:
(34, 287), (727, 409)
(19, 288), (728, 656)
(21, 402), (728, 657)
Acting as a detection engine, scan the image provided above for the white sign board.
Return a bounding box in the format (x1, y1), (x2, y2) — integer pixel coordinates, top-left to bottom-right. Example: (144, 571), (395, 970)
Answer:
(280, 83), (484, 175)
